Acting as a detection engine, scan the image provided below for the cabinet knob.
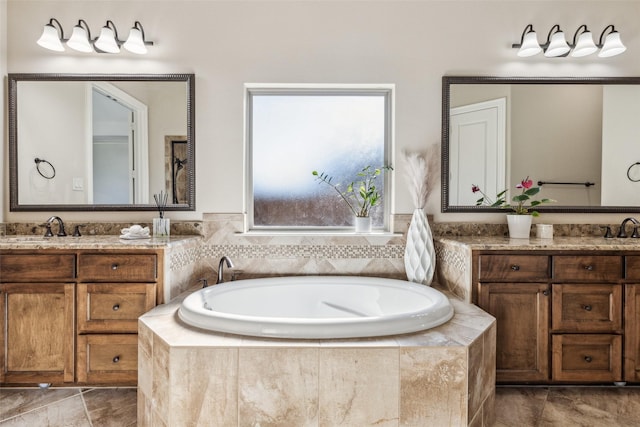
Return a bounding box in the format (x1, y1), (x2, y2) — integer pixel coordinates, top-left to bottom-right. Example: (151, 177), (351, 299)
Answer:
(584, 356), (592, 363)
(112, 304), (120, 311)
(113, 356), (120, 363)
(583, 304), (592, 311)
(584, 265), (594, 271)
(542, 289), (550, 296)
(510, 265), (520, 271)
(111, 264), (118, 270)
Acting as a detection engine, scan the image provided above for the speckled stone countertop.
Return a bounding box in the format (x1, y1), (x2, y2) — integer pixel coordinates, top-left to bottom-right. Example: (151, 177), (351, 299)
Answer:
(0, 235), (203, 250)
(435, 236), (640, 251)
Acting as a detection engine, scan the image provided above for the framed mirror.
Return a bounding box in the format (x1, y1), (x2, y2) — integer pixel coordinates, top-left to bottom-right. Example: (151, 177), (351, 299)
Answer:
(442, 76), (640, 213)
(8, 73), (195, 211)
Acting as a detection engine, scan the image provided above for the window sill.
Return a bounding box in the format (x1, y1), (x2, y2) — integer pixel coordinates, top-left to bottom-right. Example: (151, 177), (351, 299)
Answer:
(238, 230), (401, 237)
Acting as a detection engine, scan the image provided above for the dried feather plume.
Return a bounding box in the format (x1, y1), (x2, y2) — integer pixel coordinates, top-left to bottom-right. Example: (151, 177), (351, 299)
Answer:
(401, 145), (440, 209)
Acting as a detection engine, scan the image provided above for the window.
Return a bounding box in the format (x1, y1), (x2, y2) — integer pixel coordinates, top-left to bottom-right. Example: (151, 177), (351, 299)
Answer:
(246, 85), (393, 230)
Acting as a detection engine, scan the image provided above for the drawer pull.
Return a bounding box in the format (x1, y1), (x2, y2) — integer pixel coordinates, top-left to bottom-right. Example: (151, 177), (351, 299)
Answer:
(113, 356), (120, 363)
(542, 289), (550, 296)
(111, 264), (119, 270)
(510, 265), (520, 271)
(112, 304), (120, 311)
(584, 356), (592, 363)
(583, 304), (592, 311)
(584, 265), (594, 271)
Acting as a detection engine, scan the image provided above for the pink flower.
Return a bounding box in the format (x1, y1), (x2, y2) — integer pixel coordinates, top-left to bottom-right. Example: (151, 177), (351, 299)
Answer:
(471, 184), (480, 193)
(516, 177), (533, 190)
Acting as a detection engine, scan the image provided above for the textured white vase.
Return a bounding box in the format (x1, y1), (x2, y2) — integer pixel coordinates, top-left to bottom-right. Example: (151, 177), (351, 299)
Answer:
(507, 214), (532, 239)
(404, 208), (436, 286)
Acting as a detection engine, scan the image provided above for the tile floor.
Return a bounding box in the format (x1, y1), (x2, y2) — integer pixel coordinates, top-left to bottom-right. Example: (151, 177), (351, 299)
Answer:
(0, 385), (639, 426)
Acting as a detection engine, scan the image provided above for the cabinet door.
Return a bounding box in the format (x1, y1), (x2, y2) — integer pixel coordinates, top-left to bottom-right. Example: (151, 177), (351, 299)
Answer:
(625, 284), (640, 382)
(1, 283), (74, 384)
(478, 282), (550, 382)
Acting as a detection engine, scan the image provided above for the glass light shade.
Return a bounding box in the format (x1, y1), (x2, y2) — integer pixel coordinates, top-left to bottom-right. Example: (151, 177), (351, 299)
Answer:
(95, 26), (120, 53)
(599, 32), (626, 57)
(517, 31), (542, 57)
(571, 31), (597, 57)
(123, 28), (147, 54)
(67, 25), (93, 52)
(37, 24), (65, 52)
(544, 31), (570, 57)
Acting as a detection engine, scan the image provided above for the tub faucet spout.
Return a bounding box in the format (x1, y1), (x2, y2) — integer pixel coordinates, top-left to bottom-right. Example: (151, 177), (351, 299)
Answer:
(216, 256), (234, 284)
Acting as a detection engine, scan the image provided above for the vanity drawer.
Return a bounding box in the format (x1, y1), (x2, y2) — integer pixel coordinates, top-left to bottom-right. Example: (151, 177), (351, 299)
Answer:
(553, 256), (622, 282)
(0, 254), (75, 282)
(552, 334), (622, 382)
(76, 334), (138, 384)
(77, 283), (156, 333)
(551, 284), (622, 332)
(626, 256), (640, 280)
(78, 254), (156, 282)
(478, 255), (549, 281)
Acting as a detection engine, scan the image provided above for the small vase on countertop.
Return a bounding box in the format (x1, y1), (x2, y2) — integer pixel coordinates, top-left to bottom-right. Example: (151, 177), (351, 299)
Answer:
(354, 216), (372, 233)
(507, 214), (532, 239)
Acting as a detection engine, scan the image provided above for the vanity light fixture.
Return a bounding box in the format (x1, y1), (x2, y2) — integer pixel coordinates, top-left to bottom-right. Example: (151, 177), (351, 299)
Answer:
(37, 18), (154, 54)
(512, 24), (627, 58)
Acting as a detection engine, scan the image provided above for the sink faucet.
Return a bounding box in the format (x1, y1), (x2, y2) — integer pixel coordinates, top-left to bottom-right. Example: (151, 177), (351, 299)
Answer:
(216, 256), (234, 284)
(616, 217), (640, 238)
(44, 216), (67, 237)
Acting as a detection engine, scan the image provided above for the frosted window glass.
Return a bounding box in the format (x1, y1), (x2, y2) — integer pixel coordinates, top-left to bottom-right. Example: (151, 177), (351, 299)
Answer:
(250, 90), (390, 228)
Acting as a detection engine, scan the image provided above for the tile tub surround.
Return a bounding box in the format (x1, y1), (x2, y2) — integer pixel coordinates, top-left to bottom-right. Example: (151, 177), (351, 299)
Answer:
(138, 288), (496, 426)
(435, 236), (640, 302)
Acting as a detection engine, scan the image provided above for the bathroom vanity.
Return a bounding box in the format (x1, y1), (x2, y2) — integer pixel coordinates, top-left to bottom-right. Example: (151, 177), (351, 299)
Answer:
(436, 236), (640, 384)
(0, 235), (201, 386)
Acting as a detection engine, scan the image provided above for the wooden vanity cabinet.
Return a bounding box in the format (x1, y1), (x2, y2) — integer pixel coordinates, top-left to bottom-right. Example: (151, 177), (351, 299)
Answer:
(1, 249), (162, 386)
(474, 251), (639, 384)
(76, 252), (158, 385)
(0, 253), (76, 384)
(625, 256), (640, 382)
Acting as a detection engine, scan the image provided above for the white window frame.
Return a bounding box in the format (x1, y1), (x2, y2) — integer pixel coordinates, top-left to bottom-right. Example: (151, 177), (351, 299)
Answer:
(244, 83), (395, 232)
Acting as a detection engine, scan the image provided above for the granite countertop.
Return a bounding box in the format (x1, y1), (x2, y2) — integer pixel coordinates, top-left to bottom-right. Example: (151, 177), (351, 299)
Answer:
(0, 235), (203, 250)
(435, 235), (640, 251)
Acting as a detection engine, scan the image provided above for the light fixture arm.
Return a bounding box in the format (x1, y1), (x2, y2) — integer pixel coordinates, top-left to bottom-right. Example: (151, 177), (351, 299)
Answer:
(133, 21), (154, 46)
(571, 24), (589, 47)
(105, 20), (120, 41)
(77, 19), (93, 41)
(597, 24), (616, 47)
(511, 24), (535, 48)
(542, 24), (562, 49)
(48, 18), (67, 42)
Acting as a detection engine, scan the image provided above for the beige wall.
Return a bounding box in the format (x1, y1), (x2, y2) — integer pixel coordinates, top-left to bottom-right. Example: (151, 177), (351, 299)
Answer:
(4, 0), (640, 224)
(1, 0), (6, 222)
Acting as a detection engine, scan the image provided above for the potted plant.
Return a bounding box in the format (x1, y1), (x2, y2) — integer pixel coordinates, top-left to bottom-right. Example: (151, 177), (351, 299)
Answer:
(472, 177), (554, 238)
(312, 165), (393, 232)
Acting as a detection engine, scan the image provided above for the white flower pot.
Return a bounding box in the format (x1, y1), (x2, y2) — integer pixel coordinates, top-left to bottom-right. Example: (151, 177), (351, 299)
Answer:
(354, 216), (372, 233)
(507, 214), (532, 239)
(404, 208), (436, 286)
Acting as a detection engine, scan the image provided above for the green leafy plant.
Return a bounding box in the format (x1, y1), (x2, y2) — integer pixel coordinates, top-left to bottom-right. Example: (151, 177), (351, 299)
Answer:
(472, 176), (554, 216)
(312, 165), (393, 217)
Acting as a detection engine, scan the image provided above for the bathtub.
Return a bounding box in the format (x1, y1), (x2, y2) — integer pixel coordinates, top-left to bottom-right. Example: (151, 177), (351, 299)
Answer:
(178, 276), (454, 339)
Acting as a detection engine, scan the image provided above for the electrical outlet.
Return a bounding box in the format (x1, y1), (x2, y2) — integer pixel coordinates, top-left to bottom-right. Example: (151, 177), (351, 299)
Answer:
(72, 177), (84, 191)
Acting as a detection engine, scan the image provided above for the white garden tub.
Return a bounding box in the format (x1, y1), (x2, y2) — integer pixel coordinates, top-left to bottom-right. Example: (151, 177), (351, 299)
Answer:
(178, 276), (454, 339)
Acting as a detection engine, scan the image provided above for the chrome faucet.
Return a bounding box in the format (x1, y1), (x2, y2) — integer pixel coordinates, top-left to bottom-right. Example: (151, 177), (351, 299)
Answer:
(44, 216), (67, 237)
(616, 217), (640, 238)
(216, 256), (235, 284)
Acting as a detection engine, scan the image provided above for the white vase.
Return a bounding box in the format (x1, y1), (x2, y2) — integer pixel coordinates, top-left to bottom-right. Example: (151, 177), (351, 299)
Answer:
(507, 214), (532, 239)
(354, 216), (372, 233)
(404, 208), (436, 286)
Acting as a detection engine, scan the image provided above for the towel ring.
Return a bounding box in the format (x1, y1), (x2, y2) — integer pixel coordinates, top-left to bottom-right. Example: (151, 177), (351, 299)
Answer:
(35, 158), (56, 179)
(628, 162), (640, 182)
